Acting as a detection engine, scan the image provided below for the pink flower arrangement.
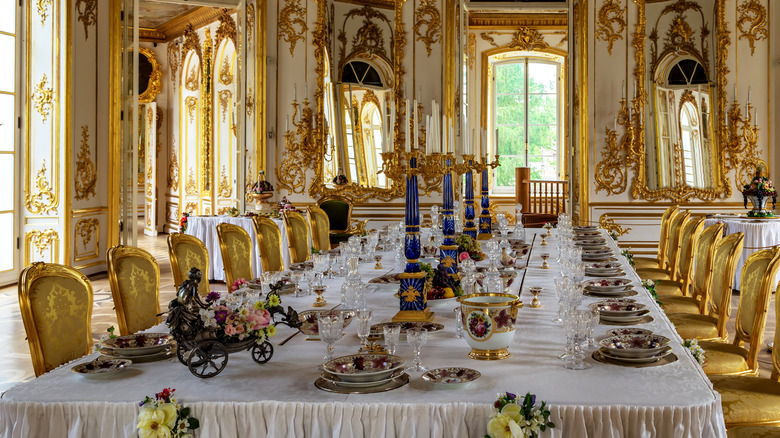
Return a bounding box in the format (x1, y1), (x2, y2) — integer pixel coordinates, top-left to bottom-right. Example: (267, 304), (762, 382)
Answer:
(202, 293), (277, 342)
(230, 278), (249, 292)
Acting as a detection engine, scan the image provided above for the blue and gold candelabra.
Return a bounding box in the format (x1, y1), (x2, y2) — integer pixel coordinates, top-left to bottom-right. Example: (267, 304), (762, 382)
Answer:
(393, 151), (435, 322)
(477, 168), (492, 240)
(462, 155), (477, 240)
(439, 154), (458, 278)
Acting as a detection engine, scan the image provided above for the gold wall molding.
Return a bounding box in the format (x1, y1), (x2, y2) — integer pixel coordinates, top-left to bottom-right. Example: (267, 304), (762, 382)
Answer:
(468, 12), (567, 30)
(140, 7), (235, 43)
(596, 127), (628, 194)
(247, 3), (255, 49)
(219, 56), (233, 86)
(75, 125), (97, 201)
(200, 29), (214, 192)
(36, 0), (51, 26)
(167, 37), (181, 86)
(595, 0), (626, 55)
(599, 215), (631, 237)
(25, 229), (58, 264)
(218, 166), (232, 198)
(167, 150), (179, 192)
(181, 24), (203, 62)
(648, 0), (710, 75)
(185, 96), (198, 123)
(138, 48), (162, 104)
(246, 89), (255, 117)
(75, 0), (97, 39)
(480, 27), (550, 51)
(737, 0), (768, 56)
(277, 101), (314, 194)
(413, 0), (442, 57)
(279, 0), (308, 56)
(33, 74), (53, 123)
(184, 202), (197, 215)
(468, 33), (476, 70)
(337, 5), (392, 63)
(25, 161), (57, 215)
(185, 168), (197, 194)
(74, 218), (99, 261)
(215, 8), (237, 47)
(218, 90), (232, 122)
(185, 64), (199, 92)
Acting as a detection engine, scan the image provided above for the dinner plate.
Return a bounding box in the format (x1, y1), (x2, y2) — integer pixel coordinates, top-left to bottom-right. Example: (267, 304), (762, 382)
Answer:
(99, 348), (175, 363)
(586, 270), (626, 277)
(599, 334), (671, 358)
(421, 367), (481, 387)
(323, 354), (406, 383)
(101, 333), (174, 356)
(590, 301), (647, 317)
(598, 309), (651, 323)
(584, 278), (633, 292)
(426, 297), (459, 308)
(71, 357), (132, 378)
(598, 347), (673, 363)
(584, 286), (633, 296)
(369, 321), (445, 338)
(320, 368), (405, 388)
(606, 328), (654, 337)
(315, 372), (409, 394)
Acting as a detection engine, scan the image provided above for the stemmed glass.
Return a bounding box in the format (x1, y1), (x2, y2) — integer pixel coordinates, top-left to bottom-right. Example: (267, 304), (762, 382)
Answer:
(460, 259), (477, 295)
(317, 312), (344, 364)
(312, 254), (330, 285)
(356, 308), (372, 351)
(407, 328), (428, 372)
(485, 239), (501, 272)
(563, 309), (594, 370)
(383, 324), (401, 355)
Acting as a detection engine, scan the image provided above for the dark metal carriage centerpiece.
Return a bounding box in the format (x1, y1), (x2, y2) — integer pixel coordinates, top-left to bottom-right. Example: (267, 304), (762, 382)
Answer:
(165, 268), (301, 378)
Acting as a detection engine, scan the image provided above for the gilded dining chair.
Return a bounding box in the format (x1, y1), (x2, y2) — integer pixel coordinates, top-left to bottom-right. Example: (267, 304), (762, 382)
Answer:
(636, 210), (691, 280)
(710, 278), (780, 428)
(284, 210), (311, 264)
(168, 233), (210, 296)
(660, 222), (723, 314)
(633, 205), (679, 269)
(308, 205), (332, 252)
(317, 196), (367, 247)
(18, 262), (93, 377)
(639, 216), (704, 291)
(698, 247), (780, 377)
(252, 215), (285, 272)
(107, 245), (161, 336)
(667, 232), (744, 341)
(725, 426), (780, 437)
(216, 223), (254, 288)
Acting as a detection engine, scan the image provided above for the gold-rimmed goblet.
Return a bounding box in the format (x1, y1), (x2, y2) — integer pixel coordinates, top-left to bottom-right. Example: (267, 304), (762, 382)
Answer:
(540, 253), (550, 269)
(529, 286), (542, 308)
(312, 285), (327, 307)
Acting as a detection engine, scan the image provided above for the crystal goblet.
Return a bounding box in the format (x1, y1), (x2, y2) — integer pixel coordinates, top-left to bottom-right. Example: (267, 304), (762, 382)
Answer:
(407, 328), (428, 372)
(382, 324), (401, 355)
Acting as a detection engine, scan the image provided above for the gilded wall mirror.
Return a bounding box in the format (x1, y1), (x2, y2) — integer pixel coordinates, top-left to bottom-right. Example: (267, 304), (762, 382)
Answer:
(138, 47), (163, 104)
(631, 0), (729, 202)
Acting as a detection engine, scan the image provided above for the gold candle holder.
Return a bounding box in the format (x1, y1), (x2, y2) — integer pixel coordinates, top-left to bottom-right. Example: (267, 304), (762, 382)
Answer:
(540, 235), (548, 246)
(312, 285), (327, 307)
(540, 253), (550, 269)
(528, 287), (542, 308)
(374, 254), (384, 269)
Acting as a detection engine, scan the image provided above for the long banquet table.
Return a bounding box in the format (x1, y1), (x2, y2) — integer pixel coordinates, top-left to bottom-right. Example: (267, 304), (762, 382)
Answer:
(0, 230), (726, 437)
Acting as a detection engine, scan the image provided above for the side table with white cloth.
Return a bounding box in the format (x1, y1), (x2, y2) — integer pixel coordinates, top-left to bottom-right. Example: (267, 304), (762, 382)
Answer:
(0, 230), (727, 437)
(185, 216), (292, 281)
(704, 215), (780, 289)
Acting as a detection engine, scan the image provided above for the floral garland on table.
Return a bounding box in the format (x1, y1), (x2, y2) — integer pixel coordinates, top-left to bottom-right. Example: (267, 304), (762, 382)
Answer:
(230, 278), (249, 292)
(683, 339), (706, 365)
(137, 388), (199, 438)
(641, 279), (662, 306)
(620, 248), (634, 267)
(93, 325), (117, 352)
(486, 392), (555, 438)
(197, 290), (283, 343)
(609, 231), (619, 241)
(179, 212), (189, 233)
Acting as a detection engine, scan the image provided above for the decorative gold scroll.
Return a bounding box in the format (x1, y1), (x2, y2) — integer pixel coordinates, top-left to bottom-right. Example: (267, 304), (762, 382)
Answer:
(595, 0), (626, 55)
(218, 90), (232, 122)
(279, 0), (308, 56)
(247, 3), (256, 49)
(599, 214), (631, 236)
(167, 149), (179, 192)
(479, 27), (550, 51)
(75, 0), (97, 39)
(413, 0), (442, 56)
(168, 37), (182, 86)
(218, 166), (232, 198)
(36, 0), (51, 27)
(200, 29), (214, 192)
(25, 229), (58, 264)
(75, 125), (97, 201)
(25, 160), (57, 214)
(33, 74), (53, 122)
(737, 0), (768, 56)
(138, 48), (162, 104)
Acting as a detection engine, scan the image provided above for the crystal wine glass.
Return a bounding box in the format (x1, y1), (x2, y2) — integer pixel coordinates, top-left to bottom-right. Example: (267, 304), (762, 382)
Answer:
(383, 324), (401, 355)
(407, 328), (428, 372)
(356, 308), (372, 351)
(317, 312), (344, 364)
(563, 309), (592, 370)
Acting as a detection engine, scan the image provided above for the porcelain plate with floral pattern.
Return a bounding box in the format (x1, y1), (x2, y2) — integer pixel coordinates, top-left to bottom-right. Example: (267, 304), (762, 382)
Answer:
(323, 354), (406, 382)
(421, 367), (481, 387)
(101, 333), (174, 356)
(71, 357), (132, 378)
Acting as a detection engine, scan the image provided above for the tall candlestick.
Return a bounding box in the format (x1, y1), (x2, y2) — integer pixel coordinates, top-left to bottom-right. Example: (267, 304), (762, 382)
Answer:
(413, 99), (418, 151)
(440, 155), (458, 279)
(405, 99), (411, 153)
(294, 84), (297, 101)
(747, 87), (751, 103)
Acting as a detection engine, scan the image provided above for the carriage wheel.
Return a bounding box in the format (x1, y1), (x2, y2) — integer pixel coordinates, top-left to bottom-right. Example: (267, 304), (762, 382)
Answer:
(177, 343), (207, 367)
(251, 341), (274, 364)
(187, 340), (229, 378)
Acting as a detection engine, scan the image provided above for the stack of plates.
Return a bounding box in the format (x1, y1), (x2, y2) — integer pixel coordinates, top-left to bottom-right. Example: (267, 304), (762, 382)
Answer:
(584, 278), (632, 295)
(585, 262), (624, 277)
(575, 239), (608, 250)
(100, 333), (175, 363)
(574, 230), (602, 239)
(298, 310), (354, 340)
(590, 299), (650, 324)
(582, 248), (614, 261)
(598, 333), (672, 363)
(318, 354), (407, 391)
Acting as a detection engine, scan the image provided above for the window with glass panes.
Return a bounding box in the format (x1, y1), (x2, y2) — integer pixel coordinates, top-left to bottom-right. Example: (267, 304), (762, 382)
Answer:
(0, 1), (17, 280)
(492, 58), (561, 192)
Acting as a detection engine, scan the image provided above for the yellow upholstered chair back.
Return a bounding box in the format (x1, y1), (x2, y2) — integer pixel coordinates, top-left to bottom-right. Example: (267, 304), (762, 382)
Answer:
(252, 215), (285, 272)
(308, 205), (332, 252)
(656, 205), (680, 265)
(708, 232), (744, 339)
(216, 223), (254, 287)
(18, 262), (93, 377)
(284, 210), (311, 264)
(732, 248), (780, 371)
(693, 223), (724, 310)
(675, 217), (705, 289)
(665, 210), (691, 275)
(773, 281), (780, 381)
(167, 233), (210, 296)
(107, 245), (161, 336)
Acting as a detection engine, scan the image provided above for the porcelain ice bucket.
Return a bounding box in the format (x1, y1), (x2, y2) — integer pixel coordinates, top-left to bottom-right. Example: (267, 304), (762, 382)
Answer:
(458, 293), (522, 360)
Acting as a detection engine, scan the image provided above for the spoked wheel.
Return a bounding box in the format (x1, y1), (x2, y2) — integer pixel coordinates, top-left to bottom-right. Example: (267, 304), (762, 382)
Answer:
(177, 343), (208, 367)
(187, 340), (229, 378)
(251, 341), (274, 364)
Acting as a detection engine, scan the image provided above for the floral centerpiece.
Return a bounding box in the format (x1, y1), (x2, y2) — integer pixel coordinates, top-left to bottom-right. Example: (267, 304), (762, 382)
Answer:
(486, 392), (555, 438)
(742, 165), (777, 217)
(456, 234), (484, 261)
(249, 171), (275, 212)
(137, 388), (199, 438)
(683, 339), (705, 365)
(198, 290), (282, 343)
(641, 279), (662, 306)
(249, 171), (274, 194)
(230, 278), (249, 292)
(420, 262), (463, 300)
(179, 212), (189, 233)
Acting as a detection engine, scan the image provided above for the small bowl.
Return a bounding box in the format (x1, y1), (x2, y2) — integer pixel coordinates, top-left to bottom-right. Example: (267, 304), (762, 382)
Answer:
(298, 310), (354, 337)
(584, 278), (632, 291)
(71, 357), (132, 378)
(323, 354), (406, 383)
(590, 301), (647, 317)
(606, 328), (654, 337)
(599, 334), (671, 358)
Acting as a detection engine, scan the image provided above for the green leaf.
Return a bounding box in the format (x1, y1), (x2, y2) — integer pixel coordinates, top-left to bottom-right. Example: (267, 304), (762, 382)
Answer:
(189, 418), (200, 429)
(180, 407), (190, 417)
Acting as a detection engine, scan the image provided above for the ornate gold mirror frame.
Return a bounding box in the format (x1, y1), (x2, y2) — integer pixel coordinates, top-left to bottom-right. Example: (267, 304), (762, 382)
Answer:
(599, 0), (760, 203)
(138, 47), (163, 104)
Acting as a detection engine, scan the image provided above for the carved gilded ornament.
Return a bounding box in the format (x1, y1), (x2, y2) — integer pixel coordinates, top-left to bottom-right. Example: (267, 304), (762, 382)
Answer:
(279, 0), (308, 56)
(184, 202), (198, 215)
(352, 21), (385, 59)
(167, 38), (182, 86)
(413, 0), (442, 57)
(648, 0), (709, 74)
(508, 27), (549, 51)
(737, 0), (768, 56)
(598, 215), (631, 237)
(36, 0), (52, 26)
(33, 74), (53, 123)
(168, 149), (179, 192)
(219, 56), (233, 86)
(181, 24), (202, 60)
(215, 9), (237, 47)
(185, 96), (198, 123)
(75, 0), (96, 39)
(201, 29), (214, 192)
(246, 3), (255, 49)
(218, 90), (232, 122)
(338, 6), (393, 63)
(185, 64), (200, 92)
(75, 125), (97, 201)
(277, 101), (315, 194)
(218, 166), (232, 198)
(27, 229), (57, 259)
(185, 168), (198, 194)
(25, 160), (57, 215)
(595, 0), (626, 56)
(139, 48), (162, 104)
(246, 89), (255, 118)
(468, 33), (476, 70)
(75, 218), (99, 250)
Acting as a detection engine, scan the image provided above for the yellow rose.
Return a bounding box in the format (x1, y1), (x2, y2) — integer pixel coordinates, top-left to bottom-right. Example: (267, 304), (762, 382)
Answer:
(137, 404), (177, 438)
(500, 403), (524, 423)
(487, 413), (523, 438)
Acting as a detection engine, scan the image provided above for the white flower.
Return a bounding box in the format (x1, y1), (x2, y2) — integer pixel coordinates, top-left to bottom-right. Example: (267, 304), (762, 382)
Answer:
(199, 308), (217, 328)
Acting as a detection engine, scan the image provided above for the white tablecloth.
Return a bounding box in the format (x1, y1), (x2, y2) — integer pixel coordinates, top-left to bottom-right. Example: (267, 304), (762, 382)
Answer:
(186, 216), (291, 281)
(0, 230), (726, 437)
(704, 216), (780, 289)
